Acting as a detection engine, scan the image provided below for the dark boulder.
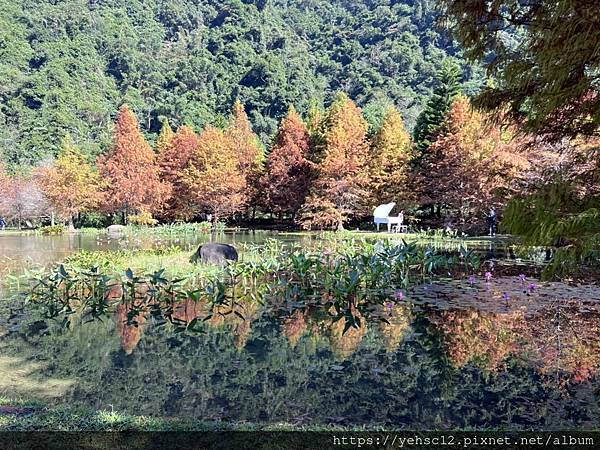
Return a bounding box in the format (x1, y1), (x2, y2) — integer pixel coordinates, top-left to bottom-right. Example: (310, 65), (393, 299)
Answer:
(190, 243), (238, 265)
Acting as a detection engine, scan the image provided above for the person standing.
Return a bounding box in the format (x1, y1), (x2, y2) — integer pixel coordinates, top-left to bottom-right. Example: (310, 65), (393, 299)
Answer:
(0, 217), (6, 231)
(486, 208), (497, 236)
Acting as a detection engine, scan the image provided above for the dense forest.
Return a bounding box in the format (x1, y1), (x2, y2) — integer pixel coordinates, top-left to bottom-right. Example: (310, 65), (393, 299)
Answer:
(0, 0), (484, 165)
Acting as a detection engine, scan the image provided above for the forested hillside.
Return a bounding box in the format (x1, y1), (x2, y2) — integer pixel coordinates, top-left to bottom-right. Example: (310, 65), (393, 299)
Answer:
(0, 0), (483, 165)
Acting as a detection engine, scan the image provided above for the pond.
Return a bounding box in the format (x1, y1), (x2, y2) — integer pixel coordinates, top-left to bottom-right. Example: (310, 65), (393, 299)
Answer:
(0, 230), (540, 276)
(1, 231), (598, 430)
(0, 230), (298, 274)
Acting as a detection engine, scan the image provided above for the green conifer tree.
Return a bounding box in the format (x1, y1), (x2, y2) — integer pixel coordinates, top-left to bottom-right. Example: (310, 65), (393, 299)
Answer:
(413, 60), (461, 159)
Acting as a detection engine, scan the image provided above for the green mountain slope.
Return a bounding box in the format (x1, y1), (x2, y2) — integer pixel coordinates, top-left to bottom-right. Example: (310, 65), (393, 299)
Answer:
(0, 0), (483, 165)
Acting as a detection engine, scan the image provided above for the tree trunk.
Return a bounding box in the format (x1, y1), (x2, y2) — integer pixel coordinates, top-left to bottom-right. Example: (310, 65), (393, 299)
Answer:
(68, 216), (75, 232)
(51, 211), (55, 227)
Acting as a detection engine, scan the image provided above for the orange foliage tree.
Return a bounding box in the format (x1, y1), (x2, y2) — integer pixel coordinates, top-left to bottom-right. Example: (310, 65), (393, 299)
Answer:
(226, 100), (265, 211)
(37, 134), (103, 229)
(369, 107), (414, 207)
(299, 93), (370, 230)
(419, 96), (529, 227)
(97, 105), (169, 222)
(180, 126), (247, 221)
(263, 106), (312, 218)
(155, 119), (174, 154)
(158, 125), (200, 220)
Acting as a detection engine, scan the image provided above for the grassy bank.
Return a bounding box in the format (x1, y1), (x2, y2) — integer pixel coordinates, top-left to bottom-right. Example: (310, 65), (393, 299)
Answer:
(0, 397), (383, 432)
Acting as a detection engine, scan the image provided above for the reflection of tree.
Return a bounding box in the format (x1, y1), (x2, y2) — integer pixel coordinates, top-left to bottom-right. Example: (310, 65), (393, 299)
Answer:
(429, 308), (526, 371)
(171, 298), (204, 324)
(379, 304), (411, 353)
(528, 306), (600, 384)
(429, 304), (600, 383)
(115, 302), (147, 355)
(8, 303), (600, 429)
(283, 310), (308, 347)
(326, 308), (368, 359)
(205, 302), (258, 350)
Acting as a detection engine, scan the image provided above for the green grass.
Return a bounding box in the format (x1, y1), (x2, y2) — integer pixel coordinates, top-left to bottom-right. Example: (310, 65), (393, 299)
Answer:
(281, 228), (509, 243)
(0, 397), (369, 432)
(0, 227), (102, 236)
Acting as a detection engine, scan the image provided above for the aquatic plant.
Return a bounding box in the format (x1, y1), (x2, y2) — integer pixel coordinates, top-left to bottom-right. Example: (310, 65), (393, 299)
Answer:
(25, 240), (466, 334)
(39, 225), (67, 235)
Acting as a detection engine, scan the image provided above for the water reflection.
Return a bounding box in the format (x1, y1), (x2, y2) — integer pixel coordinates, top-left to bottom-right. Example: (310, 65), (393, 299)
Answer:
(0, 230), (301, 274)
(2, 278), (599, 429)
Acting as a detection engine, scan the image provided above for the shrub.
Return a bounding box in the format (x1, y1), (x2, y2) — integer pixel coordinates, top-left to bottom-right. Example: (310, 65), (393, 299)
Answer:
(198, 221), (212, 233)
(128, 211), (158, 226)
(39, 225), (67, 235)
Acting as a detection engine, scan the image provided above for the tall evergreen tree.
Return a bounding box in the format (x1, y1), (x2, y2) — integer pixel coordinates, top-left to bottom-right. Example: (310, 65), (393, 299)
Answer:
(413, 60), (462, 158)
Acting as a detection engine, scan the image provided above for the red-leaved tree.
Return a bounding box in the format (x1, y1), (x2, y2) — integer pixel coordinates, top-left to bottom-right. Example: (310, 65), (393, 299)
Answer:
(419, 96), (530, 228)
(98, 105), (169, 222)
(158, 125), (200, 220)
(263, 106), (312, 219)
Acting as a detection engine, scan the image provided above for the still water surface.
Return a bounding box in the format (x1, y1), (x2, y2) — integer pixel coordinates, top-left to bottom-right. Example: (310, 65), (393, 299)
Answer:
(0, 232), (598, 429)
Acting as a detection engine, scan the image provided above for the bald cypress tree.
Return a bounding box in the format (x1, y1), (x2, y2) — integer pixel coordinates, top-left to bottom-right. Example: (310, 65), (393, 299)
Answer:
(155, 119), (174, 154)
(97, 105), (168, 221)
(226, 101), (265, 214)
(369, 107), (414, 207)
(158, 125), (200, 220)
(299, 93), (370, 230)
(263, 106), (312, 218)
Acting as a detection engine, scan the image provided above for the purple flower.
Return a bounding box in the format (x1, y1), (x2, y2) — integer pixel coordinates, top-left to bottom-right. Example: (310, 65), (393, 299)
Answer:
(485, 272), (492, 282)
(392, 291), (404, 301)
(468, 276), (476, 286)
(528, 283), (537, 293)
(518, 274), (526, 283)
(502, 292), (510, 301)
(385, 302), (394, 311)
